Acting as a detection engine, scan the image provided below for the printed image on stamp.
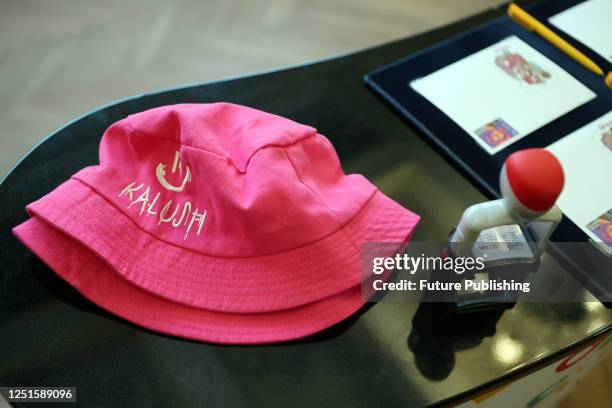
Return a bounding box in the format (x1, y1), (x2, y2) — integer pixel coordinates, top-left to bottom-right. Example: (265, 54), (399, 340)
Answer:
(599, 124), (612, 152)
(495, 47), (551, 85)
(474, 118), (518, 147)
(587, 209), (612, 243)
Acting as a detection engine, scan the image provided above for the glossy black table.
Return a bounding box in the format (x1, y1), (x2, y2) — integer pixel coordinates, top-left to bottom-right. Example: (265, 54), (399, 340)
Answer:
(1, 3), (610, 407)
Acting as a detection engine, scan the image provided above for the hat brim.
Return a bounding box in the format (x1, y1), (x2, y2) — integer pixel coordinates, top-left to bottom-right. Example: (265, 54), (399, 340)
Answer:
(15, 217), (393, 344)
(24, 179), (419, 313)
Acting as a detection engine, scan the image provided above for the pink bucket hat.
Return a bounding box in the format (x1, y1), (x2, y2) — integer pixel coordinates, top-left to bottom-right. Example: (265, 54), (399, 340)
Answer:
(13, 103), (419, 344)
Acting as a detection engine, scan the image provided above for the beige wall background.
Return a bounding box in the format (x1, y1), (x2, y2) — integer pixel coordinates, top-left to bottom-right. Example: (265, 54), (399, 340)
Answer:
(0, 1), (610, 406)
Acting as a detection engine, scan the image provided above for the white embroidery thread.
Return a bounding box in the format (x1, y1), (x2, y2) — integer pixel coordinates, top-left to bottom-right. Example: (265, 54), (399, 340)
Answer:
(156, 150), (192, 192)
(117, 150), (207, 241)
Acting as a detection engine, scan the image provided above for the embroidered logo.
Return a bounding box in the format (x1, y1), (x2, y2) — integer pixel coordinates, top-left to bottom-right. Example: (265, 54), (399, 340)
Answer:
(156, 150), (192, 192)
(118, 150), (206, 241)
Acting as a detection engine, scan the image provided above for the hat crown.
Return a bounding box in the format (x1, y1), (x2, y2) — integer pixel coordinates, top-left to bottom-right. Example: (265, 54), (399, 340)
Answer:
(125, 103), (317, 173)
(74, 103), (375, 256)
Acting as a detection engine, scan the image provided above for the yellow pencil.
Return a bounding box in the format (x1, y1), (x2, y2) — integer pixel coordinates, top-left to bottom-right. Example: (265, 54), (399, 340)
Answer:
(507, 2), (612, 88)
